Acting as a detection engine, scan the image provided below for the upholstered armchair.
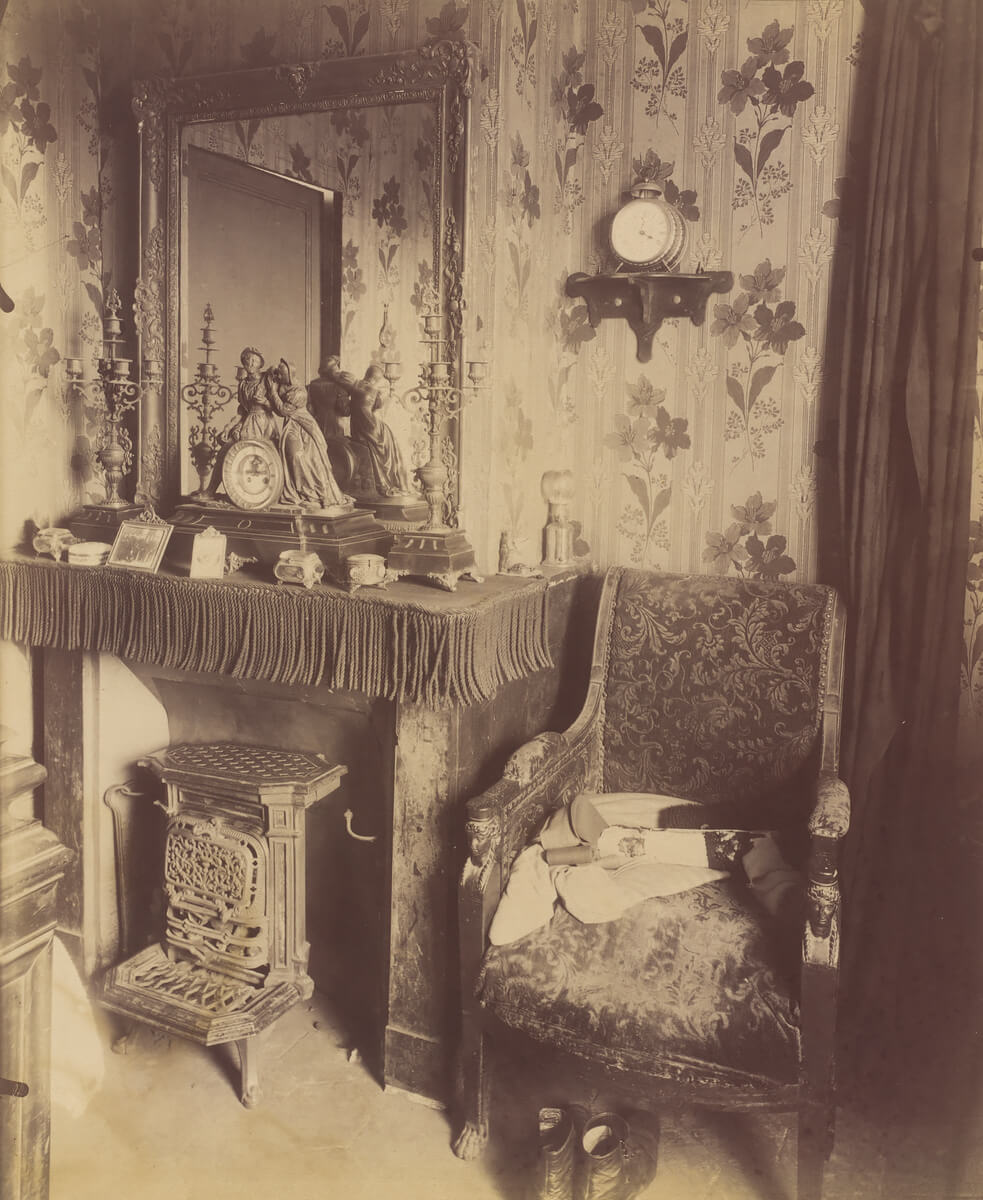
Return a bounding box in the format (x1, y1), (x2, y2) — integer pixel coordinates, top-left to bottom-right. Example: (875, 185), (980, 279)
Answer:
(453, 567), (849, 1200)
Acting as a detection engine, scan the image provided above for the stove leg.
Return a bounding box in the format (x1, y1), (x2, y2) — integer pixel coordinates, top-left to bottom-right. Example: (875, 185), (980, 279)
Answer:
(111, 1022), (136, 1055)
(237, 1036), (261, 1108)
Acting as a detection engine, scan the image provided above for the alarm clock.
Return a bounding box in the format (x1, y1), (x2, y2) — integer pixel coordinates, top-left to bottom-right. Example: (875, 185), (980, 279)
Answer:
(609, 182), (687, 271)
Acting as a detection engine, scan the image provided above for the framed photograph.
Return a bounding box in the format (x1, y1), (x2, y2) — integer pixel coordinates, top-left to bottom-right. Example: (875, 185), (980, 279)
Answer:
(107, 519), (173, 573)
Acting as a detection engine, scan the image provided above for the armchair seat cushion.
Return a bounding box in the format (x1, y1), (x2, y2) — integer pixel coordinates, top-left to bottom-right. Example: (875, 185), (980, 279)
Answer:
(477, 877), (800, 1087)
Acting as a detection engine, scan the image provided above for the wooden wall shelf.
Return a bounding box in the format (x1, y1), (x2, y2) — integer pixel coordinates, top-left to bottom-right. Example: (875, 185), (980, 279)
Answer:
(565, 270), (733, 362)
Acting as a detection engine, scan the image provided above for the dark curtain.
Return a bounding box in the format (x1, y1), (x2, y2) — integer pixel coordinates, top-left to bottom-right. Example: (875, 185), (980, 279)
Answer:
(820, 0), (983, 1098)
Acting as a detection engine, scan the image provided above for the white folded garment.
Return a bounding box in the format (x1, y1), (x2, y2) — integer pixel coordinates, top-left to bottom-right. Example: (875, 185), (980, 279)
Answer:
(744, 833), (803, 918)
(487, 795), (804, 943)
(487, 844), (557, 945)
(554, 856), (729, 925)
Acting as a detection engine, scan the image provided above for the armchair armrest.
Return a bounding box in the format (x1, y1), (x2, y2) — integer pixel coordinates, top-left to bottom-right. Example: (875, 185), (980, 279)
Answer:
(808, 771), (850, 840)
(804, 771), (851, 946)
(461, 721), (601, 944)
(457, 721), (601, 1044)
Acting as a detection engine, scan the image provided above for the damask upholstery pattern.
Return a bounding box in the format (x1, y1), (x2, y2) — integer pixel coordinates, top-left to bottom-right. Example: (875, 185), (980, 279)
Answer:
(478, 878), (800, 1086)
(601, 569), (833, 807)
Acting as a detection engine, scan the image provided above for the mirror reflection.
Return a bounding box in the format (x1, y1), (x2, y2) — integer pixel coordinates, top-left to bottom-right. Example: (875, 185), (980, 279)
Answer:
(179, 100), (439, 498)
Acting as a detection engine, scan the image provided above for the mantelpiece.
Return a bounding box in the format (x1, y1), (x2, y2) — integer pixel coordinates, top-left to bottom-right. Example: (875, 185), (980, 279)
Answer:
(565, 270), (734, 362)
(0, 557), (598, 1104)
(0, 557), (550, 708)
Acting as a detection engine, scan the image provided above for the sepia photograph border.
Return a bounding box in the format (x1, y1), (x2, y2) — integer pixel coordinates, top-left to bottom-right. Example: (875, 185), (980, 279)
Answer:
(106, 520), (174, 574)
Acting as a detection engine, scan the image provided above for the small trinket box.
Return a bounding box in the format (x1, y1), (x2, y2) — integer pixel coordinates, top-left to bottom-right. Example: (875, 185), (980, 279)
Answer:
(32, 527), (79, 562)
(68, 540), (112, 567)
(274, 549), (325, 590)
(342, 553), (391, 594)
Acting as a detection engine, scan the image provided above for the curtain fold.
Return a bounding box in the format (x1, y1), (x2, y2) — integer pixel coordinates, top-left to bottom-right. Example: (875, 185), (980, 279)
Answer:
(822, 0), (983, 1092)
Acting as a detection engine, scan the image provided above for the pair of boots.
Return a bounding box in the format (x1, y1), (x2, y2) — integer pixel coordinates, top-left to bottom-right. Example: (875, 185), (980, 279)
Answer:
(535, 1106), (659, 1200)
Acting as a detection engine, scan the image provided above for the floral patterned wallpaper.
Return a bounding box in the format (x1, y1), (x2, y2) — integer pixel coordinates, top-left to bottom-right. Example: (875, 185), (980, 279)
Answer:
(1, 0), (981, 766)
(0, 0), (868, 573)
(0, 0), (121, 546)
(467, 0), (859, 584)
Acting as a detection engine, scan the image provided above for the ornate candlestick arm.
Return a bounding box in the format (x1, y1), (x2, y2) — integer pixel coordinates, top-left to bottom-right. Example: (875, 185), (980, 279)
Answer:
(66, 290), (143, 513)
(181, 303), (232, 499)
(386, 313), (488, 590)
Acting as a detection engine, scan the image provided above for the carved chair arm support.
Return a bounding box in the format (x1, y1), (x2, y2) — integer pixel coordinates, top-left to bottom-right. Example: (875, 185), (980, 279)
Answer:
(466, 726), (601, 867)
(803, 774), (849, 944)
(804, 831), (842, 946)
(461, 724), (601, 946)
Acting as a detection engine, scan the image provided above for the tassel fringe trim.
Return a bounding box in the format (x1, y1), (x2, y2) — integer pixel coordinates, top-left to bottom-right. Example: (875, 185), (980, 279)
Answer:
(0, 559), (552, 708)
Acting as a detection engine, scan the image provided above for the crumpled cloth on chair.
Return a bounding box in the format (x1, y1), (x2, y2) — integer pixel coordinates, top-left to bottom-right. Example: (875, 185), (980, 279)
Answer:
(488, 792), (803, 945)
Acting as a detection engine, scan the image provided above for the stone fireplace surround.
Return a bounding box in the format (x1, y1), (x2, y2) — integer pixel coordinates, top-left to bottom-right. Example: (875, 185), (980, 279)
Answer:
(2, 560), (597, 1105)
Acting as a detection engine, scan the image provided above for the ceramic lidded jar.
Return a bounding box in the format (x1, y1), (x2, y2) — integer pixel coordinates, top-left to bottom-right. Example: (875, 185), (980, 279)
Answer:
(344, 553), (388, 593)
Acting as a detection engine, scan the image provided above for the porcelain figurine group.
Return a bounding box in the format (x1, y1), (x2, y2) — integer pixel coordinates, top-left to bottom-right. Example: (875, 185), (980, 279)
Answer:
(209, 347), (414, 515)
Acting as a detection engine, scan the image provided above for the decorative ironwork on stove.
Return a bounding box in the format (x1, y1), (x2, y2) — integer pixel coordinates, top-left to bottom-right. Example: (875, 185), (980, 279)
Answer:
(100, 742), (347, 1107)
(163, 817), (268, 985)
(161, 742), (332, 783)
(127, 957), (257, 1015)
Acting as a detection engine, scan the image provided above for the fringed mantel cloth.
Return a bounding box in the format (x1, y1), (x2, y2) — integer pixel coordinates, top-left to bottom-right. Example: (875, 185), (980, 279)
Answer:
(0, 557), (553, 708)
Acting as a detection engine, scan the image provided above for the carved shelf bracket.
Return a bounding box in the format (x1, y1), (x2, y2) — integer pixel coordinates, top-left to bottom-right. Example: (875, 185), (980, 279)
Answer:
(565, 270), (734, 362)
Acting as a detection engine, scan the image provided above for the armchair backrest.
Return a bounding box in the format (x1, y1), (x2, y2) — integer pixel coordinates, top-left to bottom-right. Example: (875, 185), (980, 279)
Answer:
(596, 568), (841, 812)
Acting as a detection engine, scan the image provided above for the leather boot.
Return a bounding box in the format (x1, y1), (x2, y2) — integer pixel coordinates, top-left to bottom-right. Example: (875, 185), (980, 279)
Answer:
(534, 1106), (577, 1200)
(581, 1111), (659, 1200)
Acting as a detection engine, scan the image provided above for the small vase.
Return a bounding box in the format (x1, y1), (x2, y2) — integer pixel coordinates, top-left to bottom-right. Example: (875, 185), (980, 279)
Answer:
(415, 462), (448, 530)
(189, 441), (216, 500)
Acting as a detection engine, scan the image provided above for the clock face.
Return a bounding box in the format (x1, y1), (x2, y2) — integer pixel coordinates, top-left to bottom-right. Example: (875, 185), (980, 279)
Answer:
(222, 438), (284, 510)
(610, 196), (685, 269)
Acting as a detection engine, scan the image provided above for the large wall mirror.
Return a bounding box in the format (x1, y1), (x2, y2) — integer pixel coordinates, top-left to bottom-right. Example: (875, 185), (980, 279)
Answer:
(132, 43), (475, 510)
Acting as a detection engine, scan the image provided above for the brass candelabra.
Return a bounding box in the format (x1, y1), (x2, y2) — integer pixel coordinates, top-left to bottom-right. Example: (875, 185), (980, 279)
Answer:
(65, 290), (156, 510)
(385, 312), (489, 590)
(410, 313), (488, 531)
(181, 304), (232, 499)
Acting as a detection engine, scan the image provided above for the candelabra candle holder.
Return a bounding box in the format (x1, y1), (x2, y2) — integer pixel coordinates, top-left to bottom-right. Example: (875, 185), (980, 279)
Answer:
(382, 358), (402, 399)
(386, 313), (488, 591)
(182, 304), (232, 499)
(65, 290), (142, 510)
(379, 303), (402, 399)
(66, 291), (156, 543)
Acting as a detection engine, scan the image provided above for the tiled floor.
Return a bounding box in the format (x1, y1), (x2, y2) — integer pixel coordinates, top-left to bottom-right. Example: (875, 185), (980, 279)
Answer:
(51, 987), (982, 1200)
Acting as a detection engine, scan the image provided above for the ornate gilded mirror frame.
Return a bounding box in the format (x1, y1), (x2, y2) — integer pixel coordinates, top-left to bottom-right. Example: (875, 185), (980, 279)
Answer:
(131, 42), (476, 512)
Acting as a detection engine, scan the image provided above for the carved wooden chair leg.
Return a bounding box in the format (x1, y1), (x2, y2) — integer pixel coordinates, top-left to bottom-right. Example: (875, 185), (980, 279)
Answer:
(452, 1016), (490, 1160)
(237, 1036), (261, 1109)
